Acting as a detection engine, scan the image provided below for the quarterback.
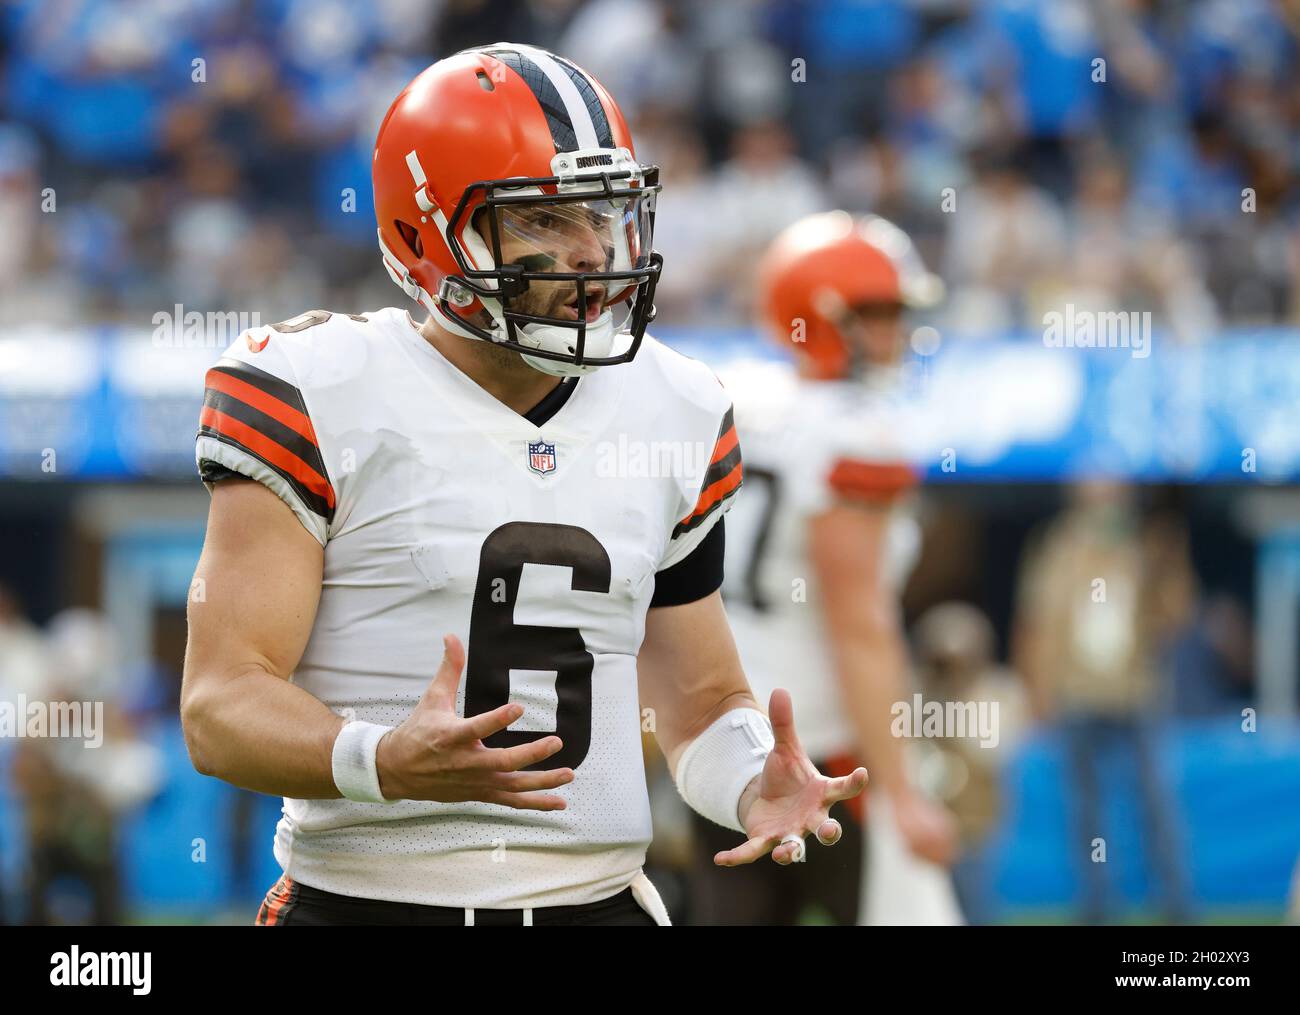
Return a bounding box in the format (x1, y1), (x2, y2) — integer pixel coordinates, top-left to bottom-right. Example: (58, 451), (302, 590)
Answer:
(180, 44), (865, 926)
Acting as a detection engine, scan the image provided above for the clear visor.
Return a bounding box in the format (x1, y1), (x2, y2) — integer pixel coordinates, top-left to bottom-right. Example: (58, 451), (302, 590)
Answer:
(489, 192), (652, 278)
(478, 191), (654, 336)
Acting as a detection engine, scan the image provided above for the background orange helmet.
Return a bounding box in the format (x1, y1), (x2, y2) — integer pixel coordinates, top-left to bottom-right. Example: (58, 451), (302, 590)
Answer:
(373, 44), (661, 376)
(757, 211), (943, 379)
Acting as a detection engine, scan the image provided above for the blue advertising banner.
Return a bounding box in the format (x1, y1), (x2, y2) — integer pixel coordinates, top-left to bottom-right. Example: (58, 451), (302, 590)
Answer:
(1, 327), (1297, 482)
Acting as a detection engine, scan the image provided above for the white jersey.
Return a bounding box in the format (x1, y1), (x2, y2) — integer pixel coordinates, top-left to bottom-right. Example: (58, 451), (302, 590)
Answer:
(718, 358), (924, 760)
(195, 307), (739, 908)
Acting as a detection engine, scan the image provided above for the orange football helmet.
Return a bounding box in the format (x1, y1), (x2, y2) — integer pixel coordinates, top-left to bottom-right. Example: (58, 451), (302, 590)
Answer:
(757, 211), (942, 379)
(373, 44), (661, 376)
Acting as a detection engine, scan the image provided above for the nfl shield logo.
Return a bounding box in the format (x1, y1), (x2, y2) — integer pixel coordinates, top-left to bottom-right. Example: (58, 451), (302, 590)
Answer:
(528, 440), (557, 476)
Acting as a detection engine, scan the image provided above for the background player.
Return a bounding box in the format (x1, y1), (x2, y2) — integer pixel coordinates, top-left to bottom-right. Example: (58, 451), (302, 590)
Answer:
(689, 211), (958, 925)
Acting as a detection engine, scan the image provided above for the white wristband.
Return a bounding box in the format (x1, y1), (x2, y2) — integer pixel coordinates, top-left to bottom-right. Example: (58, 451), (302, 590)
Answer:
(673, 708), (773, 833)
(332, 720), (393, 803)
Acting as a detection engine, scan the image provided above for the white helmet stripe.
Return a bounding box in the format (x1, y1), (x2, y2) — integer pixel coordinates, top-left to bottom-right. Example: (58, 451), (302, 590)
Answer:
(404, 150), (436, 212)
(400, 150), (481, 270)
(515, 45), (600, 151)
(404, 149), (427, 187)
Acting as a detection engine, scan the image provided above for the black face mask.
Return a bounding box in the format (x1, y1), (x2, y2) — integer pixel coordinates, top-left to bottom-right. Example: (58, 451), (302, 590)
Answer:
(441, 167), (662, 371)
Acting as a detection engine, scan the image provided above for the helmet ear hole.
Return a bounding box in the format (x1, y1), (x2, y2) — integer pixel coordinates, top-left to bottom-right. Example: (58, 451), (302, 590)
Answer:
(395, 220), (423, 259)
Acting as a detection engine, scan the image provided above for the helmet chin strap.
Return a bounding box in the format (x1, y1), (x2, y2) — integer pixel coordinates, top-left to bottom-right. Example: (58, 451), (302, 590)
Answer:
(516, 309), (617, 378)
(519, 351), (590, 378)
(432, 290), (618, 378)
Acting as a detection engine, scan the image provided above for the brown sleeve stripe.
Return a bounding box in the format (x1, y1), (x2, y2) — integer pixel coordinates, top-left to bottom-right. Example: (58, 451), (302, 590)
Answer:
(197, 362), (335, 520)
(703, 438), (742, 493)
(674, 406), (743, 538)
(674, 461), (742, 537)
(711, 407), (738, 462)
(205, 366), (318, 445)
(698, 406), (741, 492)
(211, 357), (308, 413)
(201, 384), (323, 478)
(827, 458), (918, 503)
(197, 413), (335, 518)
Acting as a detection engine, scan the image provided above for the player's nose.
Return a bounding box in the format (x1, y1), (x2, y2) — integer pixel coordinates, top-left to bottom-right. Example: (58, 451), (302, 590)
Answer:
(566, 223), (608, 273)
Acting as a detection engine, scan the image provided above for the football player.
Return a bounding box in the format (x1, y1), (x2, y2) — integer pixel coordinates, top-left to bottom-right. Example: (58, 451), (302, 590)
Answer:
(180, 44), (865, 927)
(689, 212), (959, 925)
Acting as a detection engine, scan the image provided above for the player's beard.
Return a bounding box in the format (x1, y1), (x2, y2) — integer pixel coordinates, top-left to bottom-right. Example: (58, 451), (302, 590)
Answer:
(493, 280), (605, 373)
(471, 335), (532, 375)
(455, 284), (563, 376)
(434, 281), (605, 376)
(510, 278), (598, 327)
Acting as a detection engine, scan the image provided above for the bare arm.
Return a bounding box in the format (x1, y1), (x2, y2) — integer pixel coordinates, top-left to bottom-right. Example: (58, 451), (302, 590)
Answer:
(181, 478), (342, 797)
(809, 500), (957, 864)
(182, 478), (572, 808)
(638, 590), (759, 774)
(808, 502), (913, 797)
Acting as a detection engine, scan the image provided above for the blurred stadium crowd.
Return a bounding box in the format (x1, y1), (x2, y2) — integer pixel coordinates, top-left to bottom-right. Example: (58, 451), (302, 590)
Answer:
(1, 0), (1299, 335)
(1, 0), (1299, 925)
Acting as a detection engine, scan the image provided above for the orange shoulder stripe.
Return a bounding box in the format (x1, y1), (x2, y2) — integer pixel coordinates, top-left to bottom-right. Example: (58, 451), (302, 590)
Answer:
(711, 423), (739, 464)
(200, 405), (336, 509)
(204, 368), (320, 447)
(680, 460), (743, 525)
